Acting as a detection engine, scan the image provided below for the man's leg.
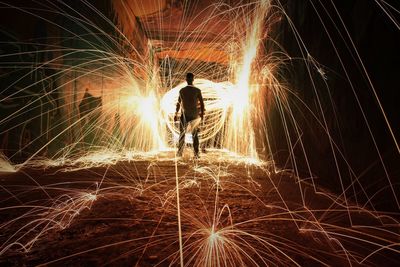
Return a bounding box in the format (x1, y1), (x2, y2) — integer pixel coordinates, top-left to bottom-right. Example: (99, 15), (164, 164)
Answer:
(192, 127), (199, 157)
(177, 116), (186, 156)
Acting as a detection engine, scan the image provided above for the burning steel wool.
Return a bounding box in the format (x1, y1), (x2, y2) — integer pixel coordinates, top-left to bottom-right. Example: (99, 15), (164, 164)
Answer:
(0, 0), (399, 266)
(161, 79), (232, 144)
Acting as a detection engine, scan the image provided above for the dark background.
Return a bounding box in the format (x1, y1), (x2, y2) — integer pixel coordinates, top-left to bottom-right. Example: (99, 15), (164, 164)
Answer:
(268, 0), (400, 211)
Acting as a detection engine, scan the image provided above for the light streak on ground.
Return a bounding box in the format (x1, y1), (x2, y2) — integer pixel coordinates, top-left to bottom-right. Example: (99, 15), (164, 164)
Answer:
(0, 150), (399, 266)
(0, 153), (15, 173)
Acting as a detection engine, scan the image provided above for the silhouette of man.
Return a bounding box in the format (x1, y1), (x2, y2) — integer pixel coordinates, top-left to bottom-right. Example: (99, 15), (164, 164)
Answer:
(174, 73), (205, 158)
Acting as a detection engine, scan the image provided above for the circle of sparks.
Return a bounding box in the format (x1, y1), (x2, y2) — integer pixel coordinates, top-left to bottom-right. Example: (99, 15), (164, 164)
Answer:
(161, 79), (233, 144)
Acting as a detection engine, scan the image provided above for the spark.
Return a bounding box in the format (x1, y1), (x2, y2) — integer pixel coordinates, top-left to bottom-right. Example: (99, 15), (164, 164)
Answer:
(0, 153), (15, 173)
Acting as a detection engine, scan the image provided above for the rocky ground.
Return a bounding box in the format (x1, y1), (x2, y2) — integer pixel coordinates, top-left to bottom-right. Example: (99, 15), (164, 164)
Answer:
(0, 150), (399, 266)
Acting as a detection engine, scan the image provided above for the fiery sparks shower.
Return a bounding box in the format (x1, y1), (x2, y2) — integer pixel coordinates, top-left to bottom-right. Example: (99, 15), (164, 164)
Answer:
(161, 79), (231, 144)
(1, 0), (399, 266)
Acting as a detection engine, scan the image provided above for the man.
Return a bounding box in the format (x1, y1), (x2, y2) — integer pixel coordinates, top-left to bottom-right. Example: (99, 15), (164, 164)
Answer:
(174, 72), (205, 158)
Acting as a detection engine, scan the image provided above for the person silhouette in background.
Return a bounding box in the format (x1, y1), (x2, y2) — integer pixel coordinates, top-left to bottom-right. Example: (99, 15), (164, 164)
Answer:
(79, 88), (102, 147)
(174, 72), (205, 158)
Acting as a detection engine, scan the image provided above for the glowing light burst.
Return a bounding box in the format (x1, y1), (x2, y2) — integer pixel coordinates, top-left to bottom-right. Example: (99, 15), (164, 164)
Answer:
(222, 0), (272, 159)
(123, 92), (166, 149)
(161, 79), (232, 144)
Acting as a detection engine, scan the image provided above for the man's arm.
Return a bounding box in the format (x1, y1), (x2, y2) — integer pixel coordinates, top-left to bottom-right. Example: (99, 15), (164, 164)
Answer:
(174, 93), (181, 121)
(198, 90), (205, 119)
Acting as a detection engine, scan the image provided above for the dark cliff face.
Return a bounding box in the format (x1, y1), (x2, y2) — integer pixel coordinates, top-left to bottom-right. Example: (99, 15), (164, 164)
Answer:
(0, 0), (117, 160)
(267, 0), (400, 210)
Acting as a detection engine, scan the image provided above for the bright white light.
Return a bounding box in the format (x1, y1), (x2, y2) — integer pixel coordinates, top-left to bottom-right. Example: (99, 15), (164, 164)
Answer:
(161, 79), (233, 144)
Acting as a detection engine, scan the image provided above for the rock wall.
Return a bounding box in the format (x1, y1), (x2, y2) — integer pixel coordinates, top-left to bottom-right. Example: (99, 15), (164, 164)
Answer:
(267, 0), (400, 211)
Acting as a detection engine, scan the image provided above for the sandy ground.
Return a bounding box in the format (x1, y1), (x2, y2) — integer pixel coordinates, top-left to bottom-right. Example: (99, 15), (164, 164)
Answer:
(0, 150), (399, 266)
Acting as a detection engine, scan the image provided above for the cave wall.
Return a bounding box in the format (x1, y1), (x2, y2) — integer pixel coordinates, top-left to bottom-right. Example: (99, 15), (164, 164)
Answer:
(267, 0), (400, 210)
(0, 0), (146, 160)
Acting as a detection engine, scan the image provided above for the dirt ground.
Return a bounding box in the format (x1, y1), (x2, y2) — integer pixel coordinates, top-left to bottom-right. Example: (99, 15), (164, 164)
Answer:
(0, 150), (399, 266)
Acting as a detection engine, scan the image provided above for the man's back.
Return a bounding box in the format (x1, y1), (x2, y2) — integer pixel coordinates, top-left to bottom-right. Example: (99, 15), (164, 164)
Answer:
(175, 72), (204, 158)
(179, 85), (202, 118)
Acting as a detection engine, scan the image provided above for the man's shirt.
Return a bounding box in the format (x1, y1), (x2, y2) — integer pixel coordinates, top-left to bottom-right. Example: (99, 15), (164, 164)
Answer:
(176, 85), (204, 119)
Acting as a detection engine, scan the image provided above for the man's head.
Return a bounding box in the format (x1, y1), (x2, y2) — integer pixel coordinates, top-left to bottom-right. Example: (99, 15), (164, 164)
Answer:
(186, 72), (194, 85)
